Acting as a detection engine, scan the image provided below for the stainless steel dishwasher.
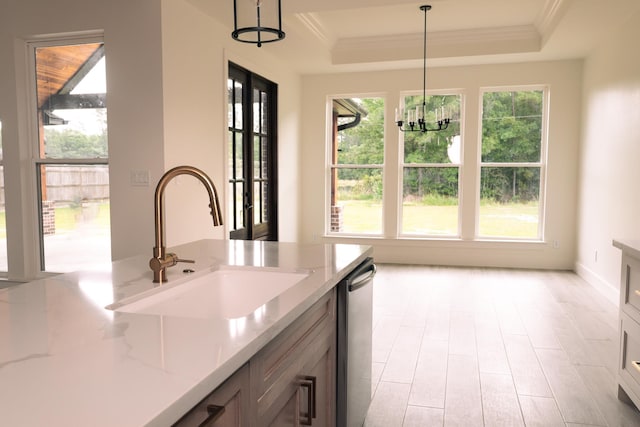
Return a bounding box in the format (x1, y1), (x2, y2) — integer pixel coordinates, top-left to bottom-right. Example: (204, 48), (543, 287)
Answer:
(337, 257), (376, 427)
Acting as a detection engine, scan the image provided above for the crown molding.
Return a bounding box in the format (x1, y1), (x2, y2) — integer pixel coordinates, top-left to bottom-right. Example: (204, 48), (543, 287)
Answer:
(332, 25), (541, 65)
(535, 0), (571, 45)
(295, 12), (333, 46)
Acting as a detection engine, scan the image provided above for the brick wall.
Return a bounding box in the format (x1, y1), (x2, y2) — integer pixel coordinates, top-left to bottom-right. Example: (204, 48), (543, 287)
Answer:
(41, 200), (55, 235)
(331, 205), (343, 232)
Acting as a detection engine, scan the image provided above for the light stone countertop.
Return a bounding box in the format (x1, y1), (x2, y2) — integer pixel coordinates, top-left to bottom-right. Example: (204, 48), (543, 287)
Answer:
(613, 238), (640, 259)
(0, 239), (372, 426)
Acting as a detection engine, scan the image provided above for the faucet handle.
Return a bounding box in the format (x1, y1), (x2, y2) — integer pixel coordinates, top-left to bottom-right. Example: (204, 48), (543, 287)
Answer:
(164, 253), (195, 265)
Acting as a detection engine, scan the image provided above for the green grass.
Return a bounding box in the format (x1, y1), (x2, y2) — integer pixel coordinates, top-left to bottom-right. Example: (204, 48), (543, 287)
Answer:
(340, 200), (383, 234)
(478, 201), (539, 238)
(337, 199), (539, 238)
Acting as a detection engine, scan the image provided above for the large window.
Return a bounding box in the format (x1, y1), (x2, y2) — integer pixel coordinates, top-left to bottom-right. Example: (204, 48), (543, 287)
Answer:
(401, 93), (462, 236)
(329, 98), (384, 235)
(325, 87), (548, 242)
(33, 39), (111, 272)
(479, 88), (546, 239)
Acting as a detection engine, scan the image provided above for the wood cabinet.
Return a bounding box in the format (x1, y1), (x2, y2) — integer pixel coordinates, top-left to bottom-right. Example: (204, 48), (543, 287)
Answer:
(174, 289), (337, 427)
(251, 289), (336, 426)
(617, 248), (640, 409)
(173, 364), (250, 427)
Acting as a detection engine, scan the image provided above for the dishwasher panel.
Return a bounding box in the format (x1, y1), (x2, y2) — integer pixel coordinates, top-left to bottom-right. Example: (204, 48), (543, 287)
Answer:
(337, 257), (376, 427)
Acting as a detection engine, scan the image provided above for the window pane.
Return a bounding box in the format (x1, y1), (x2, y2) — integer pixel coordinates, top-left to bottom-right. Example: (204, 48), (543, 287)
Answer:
(403, 94), (462, 164)
(36, 44), (108, 160)
(478, 167), (540, 238)
(228, 182), (244, 232)
(332, 168), (382, 234)
(39, 164), (111, 272)
(482, 90), (542, 163)
(230, 80), (243, 129)
(402, 167), (459, 235)
(333, 98), (384, 165)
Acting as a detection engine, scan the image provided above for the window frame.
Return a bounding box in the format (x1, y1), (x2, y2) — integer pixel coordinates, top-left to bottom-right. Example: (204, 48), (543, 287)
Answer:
(27, 35), (110, 274)
(476, 85), (549, 241)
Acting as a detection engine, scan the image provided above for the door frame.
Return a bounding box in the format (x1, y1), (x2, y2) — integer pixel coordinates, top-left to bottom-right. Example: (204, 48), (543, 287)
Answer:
(228, 62), (278, 241)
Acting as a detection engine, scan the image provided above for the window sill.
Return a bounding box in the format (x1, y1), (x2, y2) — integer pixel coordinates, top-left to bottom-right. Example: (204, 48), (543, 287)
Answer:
(321, 234), (549, 251)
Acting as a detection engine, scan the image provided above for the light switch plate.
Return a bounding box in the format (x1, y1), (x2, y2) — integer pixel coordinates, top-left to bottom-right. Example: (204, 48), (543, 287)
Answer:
(130, 170), (150, 187)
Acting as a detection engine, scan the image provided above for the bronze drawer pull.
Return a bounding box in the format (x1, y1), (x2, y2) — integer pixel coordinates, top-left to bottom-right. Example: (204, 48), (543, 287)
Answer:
(300, 376), (317, 425)
(199, 404), (225, 427)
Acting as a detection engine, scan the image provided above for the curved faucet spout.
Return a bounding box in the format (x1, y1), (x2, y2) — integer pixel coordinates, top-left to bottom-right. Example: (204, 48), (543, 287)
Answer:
(150, 165), (223, 283)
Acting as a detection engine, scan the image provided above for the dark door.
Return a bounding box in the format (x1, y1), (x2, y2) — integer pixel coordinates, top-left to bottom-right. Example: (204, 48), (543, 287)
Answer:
(228, 63), (278, 241)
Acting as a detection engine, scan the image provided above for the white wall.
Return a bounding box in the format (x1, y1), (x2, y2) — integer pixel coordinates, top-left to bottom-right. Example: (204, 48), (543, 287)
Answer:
(301, 60), (583, 269)
(160, 0), (301, 246)
(575, 11), (640, 302)
(0, 0), (166, 280)
(0, 0), (302, 280)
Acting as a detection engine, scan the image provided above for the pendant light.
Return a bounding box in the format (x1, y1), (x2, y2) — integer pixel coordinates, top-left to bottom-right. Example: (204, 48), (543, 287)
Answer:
(396, 5), (450, 133)
(232, 0), (286, 47)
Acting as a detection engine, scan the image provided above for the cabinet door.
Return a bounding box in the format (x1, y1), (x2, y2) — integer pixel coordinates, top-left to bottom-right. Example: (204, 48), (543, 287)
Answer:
(303, 341), (335, 427)
(265, 340), (334, 427)
(252, 289), (337, 426)
(268, 388), (300, 426)
(174, 364), (250, 427)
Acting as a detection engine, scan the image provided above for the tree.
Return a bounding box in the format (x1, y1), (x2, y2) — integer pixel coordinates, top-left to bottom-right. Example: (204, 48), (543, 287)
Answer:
(337, 97), (384, 166)
(481, 90), (543, 202)
(44, 127), (108, 159)
(402, 94), (461, 199)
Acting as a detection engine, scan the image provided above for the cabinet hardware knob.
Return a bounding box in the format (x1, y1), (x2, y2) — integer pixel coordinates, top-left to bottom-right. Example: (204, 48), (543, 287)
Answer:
(299, 376), (317, 425)
(632, 361), (640, 374)
(198, 404), (225, 427)
(634, 290), (640, 297)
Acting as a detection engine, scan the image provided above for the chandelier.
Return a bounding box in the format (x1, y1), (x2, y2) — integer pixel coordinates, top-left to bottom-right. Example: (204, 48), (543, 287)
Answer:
(232, 0), (286, 47)
(396, 5), (450, 133)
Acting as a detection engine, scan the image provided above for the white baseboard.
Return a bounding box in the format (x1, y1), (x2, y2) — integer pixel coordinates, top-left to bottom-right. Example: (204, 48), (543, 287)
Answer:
(575, 261), (619, 307)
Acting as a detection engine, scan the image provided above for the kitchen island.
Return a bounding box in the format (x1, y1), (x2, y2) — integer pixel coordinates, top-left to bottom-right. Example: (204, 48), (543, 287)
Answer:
(0, 239), (372, 426)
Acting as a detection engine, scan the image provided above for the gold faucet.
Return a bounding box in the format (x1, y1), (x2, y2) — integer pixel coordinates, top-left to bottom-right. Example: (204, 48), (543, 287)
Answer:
(149, 165), (223, 283)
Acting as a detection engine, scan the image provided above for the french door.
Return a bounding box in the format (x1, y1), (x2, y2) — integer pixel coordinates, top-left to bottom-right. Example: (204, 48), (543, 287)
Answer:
(227, 63), (278, 241)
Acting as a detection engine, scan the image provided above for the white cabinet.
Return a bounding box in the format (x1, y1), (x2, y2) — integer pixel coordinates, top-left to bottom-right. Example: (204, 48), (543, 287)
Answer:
(616, 245), (640, 408)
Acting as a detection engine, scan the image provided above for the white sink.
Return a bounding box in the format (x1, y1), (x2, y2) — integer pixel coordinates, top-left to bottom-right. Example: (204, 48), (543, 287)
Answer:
(107, 267), (309, 319)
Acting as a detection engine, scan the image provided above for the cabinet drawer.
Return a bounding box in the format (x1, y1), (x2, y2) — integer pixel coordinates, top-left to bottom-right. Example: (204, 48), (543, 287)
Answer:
(251, 289), (336, 419)
(622, 255), (640, 322)
(620, 313), (640, 406)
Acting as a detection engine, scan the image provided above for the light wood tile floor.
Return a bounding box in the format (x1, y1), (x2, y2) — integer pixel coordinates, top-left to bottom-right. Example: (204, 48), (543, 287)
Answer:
(364, 265), (640, 427)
